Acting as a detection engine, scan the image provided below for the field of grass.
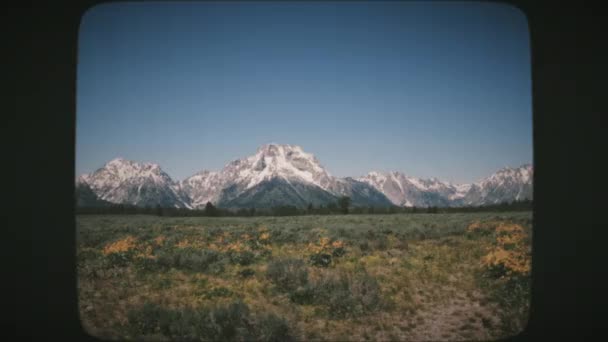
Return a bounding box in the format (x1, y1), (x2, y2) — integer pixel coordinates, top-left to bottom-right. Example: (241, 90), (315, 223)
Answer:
(76, 212), (532, 341)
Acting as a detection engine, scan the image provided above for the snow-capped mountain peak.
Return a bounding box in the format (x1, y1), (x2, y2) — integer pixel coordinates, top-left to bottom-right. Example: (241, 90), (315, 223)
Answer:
(76, 173), (90, 185)
(177, 144), (392, 209)
(357, 164), (533, 207)
(241, 143), (331, 190)
(76, 145), (532, 210)
(178, 170), (223, 208)
(78, 158), (190, 208)
(461, 164), (533, 205)
(179, 144), (338, 207)
(356, 171), (458, 207)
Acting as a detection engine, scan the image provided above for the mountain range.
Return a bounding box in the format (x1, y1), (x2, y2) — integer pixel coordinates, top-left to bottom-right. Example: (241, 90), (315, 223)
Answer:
(76, 143), (533, 209)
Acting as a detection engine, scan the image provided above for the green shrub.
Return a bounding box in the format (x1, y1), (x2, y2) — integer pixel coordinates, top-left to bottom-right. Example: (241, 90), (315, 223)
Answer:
(206, 227), (224, 238)
(105, 251), (135, 267)
(393, 235), (410, 250)
(155, 248), (225, 274)
(309, 253), (332, 267)
(229, 250), (256, 266)
(165, 308), (197, 339)
(255, 248), (272, 259)
(203, 286), (233, 299)
(127, 302), (172, 336)
(77, 231), (107, 249)
(371, 236), (389, 251)
(254, 313), (295, 342)
(154, 250), (174, 269)
(164, 301), (253, 341)
(77, 249), (107, 278)
(312, 273), (354, 317)
(488, 275), (531, 335)
(335, 227), (347, 237)
(349, 272), (383, 312)
(265, 229), (291, 244)
(197, 301), (251, 341)
(76, 250), (102, 266)
(289, 285), (317, 305)
(127, 301), (257, 341)
(266, 258), (308, 292)
(239, 268), (255, 278)
(309, 271), (383, 318)
(134, 257), (161, 273)
(358, 241), (370, 253)
(151, 278), (172, 290)
(332, 247), (346, 257)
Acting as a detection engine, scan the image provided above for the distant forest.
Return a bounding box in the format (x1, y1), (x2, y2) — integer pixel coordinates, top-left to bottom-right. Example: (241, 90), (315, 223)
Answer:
(76, 197), (533, 217)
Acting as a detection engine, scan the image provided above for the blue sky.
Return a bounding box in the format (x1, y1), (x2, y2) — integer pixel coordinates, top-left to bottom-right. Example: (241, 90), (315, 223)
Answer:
(76, 1), (532, 184)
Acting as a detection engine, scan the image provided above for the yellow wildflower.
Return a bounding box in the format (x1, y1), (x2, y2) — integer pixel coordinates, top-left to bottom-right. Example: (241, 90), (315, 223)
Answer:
(135, 245), (156, 259)
(480, 221), (531, 276)
(175, 239), (191, 249)
(227, 241), (249, 252)
(153, 235), (166, 246)
(496, 222), (525, 235)
(331, 240), (345, 248)
(175, 238), (204, 249)
(102, 235), (137, 255)
(467, 221), (483, 232)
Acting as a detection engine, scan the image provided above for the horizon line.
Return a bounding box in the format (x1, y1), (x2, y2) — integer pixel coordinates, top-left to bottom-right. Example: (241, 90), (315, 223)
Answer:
(76, 148), (533, 186)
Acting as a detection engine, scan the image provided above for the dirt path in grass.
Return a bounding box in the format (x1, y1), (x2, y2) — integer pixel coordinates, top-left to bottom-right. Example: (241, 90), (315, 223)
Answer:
(406, 290), (503, 341)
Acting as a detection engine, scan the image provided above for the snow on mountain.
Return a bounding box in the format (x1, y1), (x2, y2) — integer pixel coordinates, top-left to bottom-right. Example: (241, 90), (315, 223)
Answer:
(78, 158), (191, 208)
(224, 143), (335, 191)
(323, 177), (394, 207)
(75, 180), (112, 207)
(448, 183), (472, 201)
(356, 171), (456, 207)
(180, 143), (390, 208)
(461, 164), (533, 205)
(76, 173), (90, 185)
(178, 170), (224, 208)
(75, 145), (532, 209)
(179, 144), (334, 208)
(357, 164), (533, 207)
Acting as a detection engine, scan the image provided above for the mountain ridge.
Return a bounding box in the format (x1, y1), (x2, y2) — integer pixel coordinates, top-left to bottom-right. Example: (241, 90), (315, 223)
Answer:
(76, 144), (532, 209)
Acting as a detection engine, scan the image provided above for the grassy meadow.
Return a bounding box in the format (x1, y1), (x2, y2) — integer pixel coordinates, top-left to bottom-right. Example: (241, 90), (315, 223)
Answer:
(76, 212), (532, 341)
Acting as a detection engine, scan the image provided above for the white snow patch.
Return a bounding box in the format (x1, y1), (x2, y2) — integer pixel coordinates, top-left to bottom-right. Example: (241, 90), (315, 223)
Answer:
(390, 172), (405, 194)
(407, 176), (428, 190)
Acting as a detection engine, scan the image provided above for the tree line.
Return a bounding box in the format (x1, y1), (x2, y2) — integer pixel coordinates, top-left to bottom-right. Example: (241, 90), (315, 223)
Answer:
(75, 197), (532, 217)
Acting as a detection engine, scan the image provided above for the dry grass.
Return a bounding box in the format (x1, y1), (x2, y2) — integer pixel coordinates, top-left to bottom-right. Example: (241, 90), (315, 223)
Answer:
(77, 212), (532, 341)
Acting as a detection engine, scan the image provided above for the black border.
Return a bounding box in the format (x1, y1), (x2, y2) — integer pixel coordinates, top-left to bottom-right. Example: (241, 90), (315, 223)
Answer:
(17, 0), (603, 341)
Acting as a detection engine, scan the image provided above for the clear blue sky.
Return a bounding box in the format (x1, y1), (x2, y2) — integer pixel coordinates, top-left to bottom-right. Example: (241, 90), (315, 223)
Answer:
(76, 1), (532, 184)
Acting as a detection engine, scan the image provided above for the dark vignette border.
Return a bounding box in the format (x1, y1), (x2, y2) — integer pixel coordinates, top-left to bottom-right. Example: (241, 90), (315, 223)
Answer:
(15, 0), (603, 341)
